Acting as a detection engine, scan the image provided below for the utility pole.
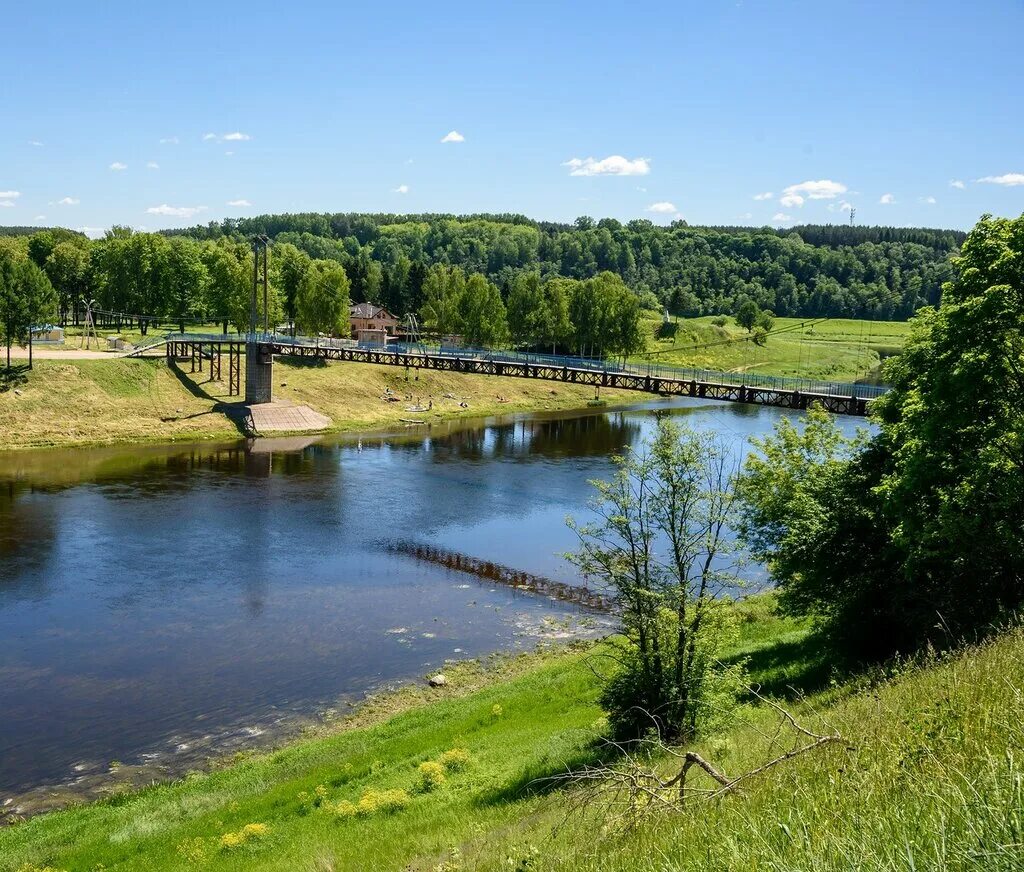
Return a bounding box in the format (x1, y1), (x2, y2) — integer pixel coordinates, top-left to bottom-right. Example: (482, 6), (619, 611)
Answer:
(849, 207), (856, 227)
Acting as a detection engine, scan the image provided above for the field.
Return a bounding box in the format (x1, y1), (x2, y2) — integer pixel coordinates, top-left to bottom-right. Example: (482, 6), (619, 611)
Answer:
(638, 314), (912, 382)
(0, 355), (638, 451)
(2, 596), (1020, 871)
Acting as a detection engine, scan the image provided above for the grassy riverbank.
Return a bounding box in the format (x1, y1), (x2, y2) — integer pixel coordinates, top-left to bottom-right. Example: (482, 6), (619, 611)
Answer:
(639, 315), (910, 382)
(0, 356), (637, 451)
(3, 596), (1020, 871)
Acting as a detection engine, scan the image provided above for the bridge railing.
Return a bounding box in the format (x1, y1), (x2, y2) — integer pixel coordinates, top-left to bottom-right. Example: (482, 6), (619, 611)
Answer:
(159, 331), (889, 401)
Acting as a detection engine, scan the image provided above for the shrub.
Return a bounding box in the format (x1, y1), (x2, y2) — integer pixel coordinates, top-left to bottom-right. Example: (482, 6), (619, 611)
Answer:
(417, 760), (447, 791)
(220, 822), (269, 850)
(438, 747), (471, 772)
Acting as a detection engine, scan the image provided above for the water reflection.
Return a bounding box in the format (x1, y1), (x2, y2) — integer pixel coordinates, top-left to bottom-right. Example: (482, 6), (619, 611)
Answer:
(0, 399), (863, 802)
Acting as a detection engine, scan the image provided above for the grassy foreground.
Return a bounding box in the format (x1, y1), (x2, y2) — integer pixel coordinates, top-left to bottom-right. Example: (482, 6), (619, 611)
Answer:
(0, 356), (637, 451)
(639, 315), (910, 382)
(3, 598), (1021, 871)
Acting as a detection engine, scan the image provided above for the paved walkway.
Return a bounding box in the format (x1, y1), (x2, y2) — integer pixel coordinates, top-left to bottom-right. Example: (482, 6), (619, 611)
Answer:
(245, 402), (332, 433)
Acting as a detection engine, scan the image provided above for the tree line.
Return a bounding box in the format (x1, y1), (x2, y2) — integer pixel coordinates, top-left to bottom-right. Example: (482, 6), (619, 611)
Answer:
(0, 227), (644, 358)
(168, 212), (963, 321)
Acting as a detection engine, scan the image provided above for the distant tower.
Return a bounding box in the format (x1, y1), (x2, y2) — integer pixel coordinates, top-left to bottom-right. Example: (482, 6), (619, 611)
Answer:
(849, 207), (856, 226)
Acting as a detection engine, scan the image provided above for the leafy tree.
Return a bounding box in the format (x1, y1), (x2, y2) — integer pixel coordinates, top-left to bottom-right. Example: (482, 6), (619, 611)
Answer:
(569, 418), (746, 741)
(161, 239), (209, 332)
(202, 241), (249, 333)
(296, 260), (350, 337)
(739, 214), (1024, 661)
(460, 273), (508, 347)
(44, 241), (91, 324)
(420, 264), (467, 337)
(755, 309), (775, 333)
(0, 245), (57, 368)
(506, 271), (545, 346)
(274, 243), (312, 329)
(735, 300), (760, 332)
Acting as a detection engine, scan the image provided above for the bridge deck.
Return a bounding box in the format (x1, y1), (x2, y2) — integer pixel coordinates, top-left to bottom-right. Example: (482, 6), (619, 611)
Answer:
(157, 333), (884, 417)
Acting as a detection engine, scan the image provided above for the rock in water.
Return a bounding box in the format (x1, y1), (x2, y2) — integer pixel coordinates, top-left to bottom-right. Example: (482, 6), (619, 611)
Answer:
(428, 673), (447, 688)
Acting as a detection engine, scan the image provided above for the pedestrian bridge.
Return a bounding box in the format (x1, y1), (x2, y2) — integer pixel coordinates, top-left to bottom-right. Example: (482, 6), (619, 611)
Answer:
(142, 331), (885, 417)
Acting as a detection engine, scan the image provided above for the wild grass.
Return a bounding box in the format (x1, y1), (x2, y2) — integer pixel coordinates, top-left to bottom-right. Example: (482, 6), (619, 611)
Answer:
(0, 356), (638, 451)
(639, 315), (911, 382)
(4, 597), (1020, 871)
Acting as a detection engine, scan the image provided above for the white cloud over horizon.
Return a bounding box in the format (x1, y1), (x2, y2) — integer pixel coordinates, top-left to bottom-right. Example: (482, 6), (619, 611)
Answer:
(393, 184), (410, 194)
(879, 193), (895, 204)
(57, 196), (79, 205)
(772, 212), (792, 222)
(226, 199), (252, 207)
(563, 155), (651, 177)
(0, 190), (21, 200)
(753, 191), (773, 200)
(977, 173), (1024, 186)
(109, 162), (127, 171)
(646, 201), (678, 214)
(780, 179), (847, 207)
(440, 130), (465, 143)
(949, 179), (965, 189)
(146, 204), (207, 218)
(0, 200), (15, 208)
(920, 196), (937, 204)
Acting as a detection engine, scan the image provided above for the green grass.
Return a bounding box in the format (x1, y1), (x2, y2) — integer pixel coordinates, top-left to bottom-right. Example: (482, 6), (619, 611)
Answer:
(638, 314), (912, 382)
(4, 597), (1020, 871)
(0, 355), (640, 451)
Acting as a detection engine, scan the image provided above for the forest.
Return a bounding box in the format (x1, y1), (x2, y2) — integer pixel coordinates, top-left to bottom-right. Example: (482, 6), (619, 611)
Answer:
(171, 212), (963, 320)
(1, 214), (963, 363)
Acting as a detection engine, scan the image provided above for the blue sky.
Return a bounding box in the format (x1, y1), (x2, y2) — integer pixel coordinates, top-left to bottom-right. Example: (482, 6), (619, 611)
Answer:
(2, 0), (1022, 235)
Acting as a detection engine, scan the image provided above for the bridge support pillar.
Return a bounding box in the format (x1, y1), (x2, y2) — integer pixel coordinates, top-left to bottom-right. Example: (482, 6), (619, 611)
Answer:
(245, 342), (274, 404)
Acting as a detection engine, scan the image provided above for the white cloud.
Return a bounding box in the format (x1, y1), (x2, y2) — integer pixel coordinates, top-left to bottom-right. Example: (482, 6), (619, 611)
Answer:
(779, 193), (804, 208)
(440, 130), (465, 143)
(920, 196), (937, 204)
(222, 132), (250, 141)
(57, 196), (79, 205)
(109, 161), (127, 171)
(393, 184), (410, 194)
(646, 201), (678, 214)
(146, 161), (160, 169)
(202, 133), (217, 141)
(563, 155), (651, 177)
(772, 212), (792, 222)
(159, 136), (180, 144)
(0, 190), (21, 199)
(879, 193), (895, 204)
(34, 214), (46, 221)
(781, 179), (847, 203)
(0, 200), (15, 208)
(949, 179), (965, 189)
(752, 191), (773, 200)
(224, 151), (234, 157)
(636, 186), (647, 192)
(28, 140), (44, 147)
(226, 199), (252, 207)
(977, 173), (1024, 187)
(145, 204), (207, 218)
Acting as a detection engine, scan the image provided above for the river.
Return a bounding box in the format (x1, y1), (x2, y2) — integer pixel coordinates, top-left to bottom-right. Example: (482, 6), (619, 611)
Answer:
(0, 397), (863, 813)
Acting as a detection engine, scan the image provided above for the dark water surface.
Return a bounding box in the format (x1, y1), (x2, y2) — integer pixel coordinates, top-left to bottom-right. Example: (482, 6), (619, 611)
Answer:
(0, 398), (863, 803)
